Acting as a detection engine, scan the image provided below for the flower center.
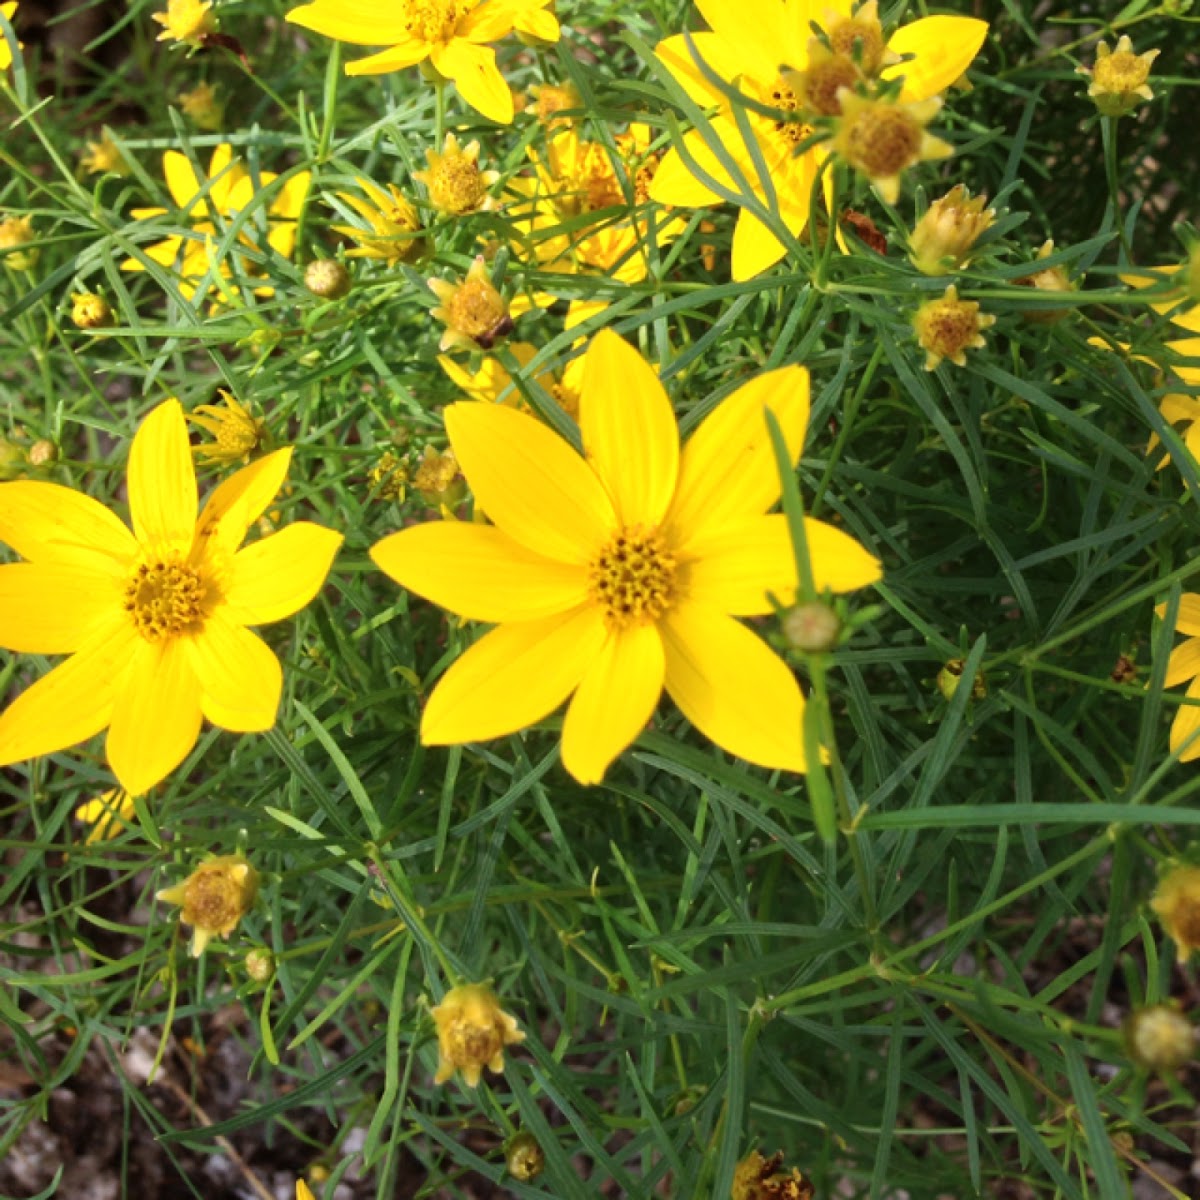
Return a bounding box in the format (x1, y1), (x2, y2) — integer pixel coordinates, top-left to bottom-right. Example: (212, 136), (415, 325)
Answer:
(123, 556), (210, 642)
(767, 79), (813, 147)
(403, 0), (462, 43)
(185, 868), (243, 930)
(430, 157), (487, 214)
(1096, 50), (1151, 92)
(844, 106), (921, 178)
(798, 54), (861, 116)
(588, 526), (677, 629)
(447, 277), (511, 344)
(827, 15), (885, 75)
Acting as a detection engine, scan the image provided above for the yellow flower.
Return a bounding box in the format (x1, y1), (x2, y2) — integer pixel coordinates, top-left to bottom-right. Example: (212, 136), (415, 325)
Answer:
(907, 183), (995, 276)
(1122, 259), (1200, 336)
(0, 214), (38, 271)
(830, 91), (951, 204)
(429, 255), (512, 352)
(913, 284), (994, 370)
(0, 399), (343, 795)
(74, 789), (138, 843)
(1151, 864), (1200, 961)
(0, 2), (22, 71)
(157, 853), (258, 956)
(650, 0), (988, 280)
(284, 0), (560, 125)
(71, 293), (114, 329)
(431, 982), (525, 1087)
(333, 178), (426, 265)
(152, 0), (216, 46)
(189, 391), (267, 466)
(1078, 35), (1159, 118)
(1147, 393), (1200, 470)
(369, 330), (880, 783)
(296, 1183), (316, 1200)
(1015, 239), (1073, 323)
(1157, 596), (1200, 763)
(527, 79), (581, 128)
(177, 81), (224, 131)
(732, 1149), (814, 1200)
(80, 130), (130, 177)
(414, 132), (499, 216)
(438, 342), (583, 418)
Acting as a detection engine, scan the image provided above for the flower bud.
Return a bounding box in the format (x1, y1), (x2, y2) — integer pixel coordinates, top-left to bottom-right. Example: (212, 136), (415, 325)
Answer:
(245, 947), (276, 983)
(1123, 1005), (1194, 1070)
(908, 185), (995, 276)
(1015, 240), (1073, 323)
(71, 292), (114, 329)
(781, 603), (840, 653)
(27, 439), (57, 467)
(505, 1131), (545, 1181)
(0, 215), (38, 271)
(304, 259), (351, 300)
(937, 658), (986, 703)
(0, 439), (26, 480)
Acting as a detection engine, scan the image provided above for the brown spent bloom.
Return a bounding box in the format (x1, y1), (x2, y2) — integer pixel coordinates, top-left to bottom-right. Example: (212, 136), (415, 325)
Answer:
(731, 1150), (815, 1200)
(913, 284), (995, 370)
(1078, 35), (1159, 117)
(71, 292), (114, 329)
(189, 390), (267, 466)
(908, 184), (996, 276)
(414, 132), (499, 216)
(1015, 239), (1073, 323)
(1123, 1004), (1194, 1071)
(157, 854), (259, 956)
(431, 982), (525, 1087)
(428, 256), (512, 352)
(367, 450), (409, 502)
(1151, 865), (1200, 963)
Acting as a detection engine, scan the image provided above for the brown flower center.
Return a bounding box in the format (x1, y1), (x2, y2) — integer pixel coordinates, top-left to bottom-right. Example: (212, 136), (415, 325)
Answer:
(799, 55), (861, 116)
(844, 106), (921, 178)
(429, 157), (487, 214)
(123, 557), (212, 642)
(447, 277), (510, 345)
(588, 526), (676, 628)
(184, 867), (243, 931)
(827, 15), (885, 75)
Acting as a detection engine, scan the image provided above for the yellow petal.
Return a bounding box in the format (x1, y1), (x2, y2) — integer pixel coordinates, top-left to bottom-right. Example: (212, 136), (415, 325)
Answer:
(654, 32), (747, 106)
(649, 124), (749, 209)
(370, 521), (588, 622)
(661, 603), (806, 772)
(0, 562), (120, 652)
(560, 623), (665, 784)
(1158, 594), (1200, 637)
(187, 614), (283, 732)
(883, 16), (989, 103)
(665, 365), (810, 547)
(162, 150), (202, 210)
(421, 606), (607, 745)
(695, 0), (801, 80)
(107, 638), (203, 795)
(193, 447), (293, 558)
(445, 402), (615, 563)
(1165, 637), (1200, 689)
(343, 38), (429, 72)
(224, 522), (342, 625)
(459, 0), (518, 41)
(580, 331), (680, 526)
(430, 40), (513, 124)
(285, 0), (416, 45)
(731, 208), (788, 281)
(0, 616), (138, 768)
(129, 399), (198, 552)
(0, 480), (136, 570)
(1169, 338), (1200, 385)
(1172, 674), (1200, 762)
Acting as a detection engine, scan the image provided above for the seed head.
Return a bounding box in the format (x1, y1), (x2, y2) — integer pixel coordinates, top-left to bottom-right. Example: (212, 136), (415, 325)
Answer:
(157, 854), (259, 956)
(245, 947), (276, 983)
(913, 285), (995, 370)
(832, 93), (951, 204)
(505, 1132), (545, 1181)
(731, 1149), (814, 1200)
(1078, 36), (1159, 117)
(431, 982), (525, 1087)
(781, 602), (841, 653)
(908, 185), (996, 276)
(1123, 1004), (1194, 1071)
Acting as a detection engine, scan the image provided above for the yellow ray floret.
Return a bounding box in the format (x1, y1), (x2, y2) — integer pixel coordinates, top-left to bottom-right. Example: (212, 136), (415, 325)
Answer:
(0, 400), (343, 794)
(370, 330), (881, 784)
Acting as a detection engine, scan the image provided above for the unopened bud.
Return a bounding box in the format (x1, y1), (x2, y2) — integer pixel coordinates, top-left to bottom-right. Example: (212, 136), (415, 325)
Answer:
(245, 947), (275, 983)
(505, 1131), (544, 1181)
(305, 259), (351, 300)
(1123, 1005), (1194, 1071)
(71, 293), (114, 329)
(28, 439), (57, 467)
(937, 658), (986, 702)
(781, 602), (841, 653)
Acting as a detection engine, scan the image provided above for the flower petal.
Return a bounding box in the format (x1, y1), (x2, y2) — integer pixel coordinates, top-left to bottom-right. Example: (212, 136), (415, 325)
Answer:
(0, 616), (138, 768)
(683, 513), (879, 614)
(561, 623), (665, 784)
(285, 0), (417, 45)
(694, 0), (799, 80)
(1165, 637), (1200, 689)
(665, 365), (810, 546)
(0, 562), (121, 652)
(654, 32), (747, 106)
(661, 603), (806, 772)
(648, 142), (726, 208)
(731, 208), (788, 281)
(162, 150), (202, 210)
(0, 480), (136, 570)
(192, 447), (292, 559)
(371, 521), (587, 622)
(421, 606), (607, 746)
(187, 614), (283, 732)
(430, 40), (513, 124)
(1172, 674), (1200, 762)
(223, 522), (342, 626)
(129, 399), (198, 552)
(883, 16), (989, 103)
(445, 402), (616, 563)
(343, 38), (429, 72)
(580, 331), (680, 526)
(107, 637), (203, 795)
(1158, 595), (1200, 638)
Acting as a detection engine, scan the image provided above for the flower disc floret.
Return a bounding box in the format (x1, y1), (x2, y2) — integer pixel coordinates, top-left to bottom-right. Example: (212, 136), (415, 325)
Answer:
(822, 1), (887, 74)
(588, 527), (676, 629)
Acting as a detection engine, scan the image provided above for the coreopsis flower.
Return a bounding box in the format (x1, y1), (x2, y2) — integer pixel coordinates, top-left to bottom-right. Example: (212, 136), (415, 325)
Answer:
(732, 1149), (814, 1200)
(1123, 1005), (1194, 1071)
(0, 2), (21, 71)
(370, 330), (880, 783)
(527, 80), (581, 128)
(429, 256), (512, 352)
(505, 1132), (544, 1181)
(650, 0), (988, 280)
(830, 92), (951, 204)
(1078, 35), (1159, 118)
(414, 133), (499, 216)
(908, 184), (995, 276)
(913, 285), (994, 370)
(1147, 393), (1200, 470)
(1151, 864), (1200, 961)
(152, 0), (216, 47)
(80, 130), (130, 177)
(189, 391), (267, 465)
(157, 853), (258, 956)
(0, 214), (38, 271)
(438, 342), (583, 418)
(70, 293), (114, 329)
(1015, 239), (1073, 322)
(284, 0), (560, 125)
(177, 81), (224, 131)
(431, 982), (525, 1086)
(332, 178), (425, 266)
(412, 446), (464, 507)
(74, 789), (137, 843)
(0, 399), (343, 794)
(1123, 259), (1200, 336)
(1158, 595), (1200, 762)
